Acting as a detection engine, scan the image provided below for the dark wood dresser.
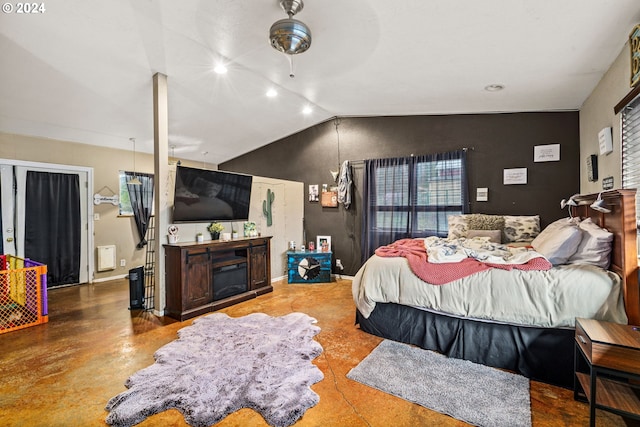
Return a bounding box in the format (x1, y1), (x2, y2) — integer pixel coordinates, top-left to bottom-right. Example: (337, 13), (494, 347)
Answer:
(164, 236), (272, 321)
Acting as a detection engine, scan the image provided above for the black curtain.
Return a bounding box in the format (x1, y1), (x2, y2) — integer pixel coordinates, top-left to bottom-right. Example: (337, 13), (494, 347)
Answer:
(361, 150), (468, 263)
(25, 171), (81, 287)
(125, 172), (154, 249)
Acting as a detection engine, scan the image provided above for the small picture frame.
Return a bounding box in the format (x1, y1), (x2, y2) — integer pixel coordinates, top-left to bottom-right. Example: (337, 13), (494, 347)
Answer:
(321, 189), (338, 207)
(316, 235), (331, 252)
(309, 184), (319, 202)
(503, 168), (527, 185)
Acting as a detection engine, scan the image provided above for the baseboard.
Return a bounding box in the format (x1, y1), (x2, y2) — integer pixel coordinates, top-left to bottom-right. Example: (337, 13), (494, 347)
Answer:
(93, 274), (127, 283)
(272, 274), (287, 282)
(333, 274), (354, 280)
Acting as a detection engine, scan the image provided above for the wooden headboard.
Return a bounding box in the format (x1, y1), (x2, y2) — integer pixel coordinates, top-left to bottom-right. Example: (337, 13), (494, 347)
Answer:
(572, 189), (639, 325)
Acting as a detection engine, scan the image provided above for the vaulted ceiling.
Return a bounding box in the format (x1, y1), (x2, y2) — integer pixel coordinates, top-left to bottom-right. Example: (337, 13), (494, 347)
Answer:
(1, 0), (640, 164)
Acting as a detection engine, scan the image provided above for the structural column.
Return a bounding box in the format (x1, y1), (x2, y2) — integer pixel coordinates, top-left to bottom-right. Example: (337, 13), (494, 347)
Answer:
(153, 72), (169, 315)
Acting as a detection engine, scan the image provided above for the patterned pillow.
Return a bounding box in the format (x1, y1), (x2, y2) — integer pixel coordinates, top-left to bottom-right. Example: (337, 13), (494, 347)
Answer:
(447, 215), (468, 239)
(466, 214), (505, 231)
(503, 215), (540, 242)
(467, 229), (502, 244)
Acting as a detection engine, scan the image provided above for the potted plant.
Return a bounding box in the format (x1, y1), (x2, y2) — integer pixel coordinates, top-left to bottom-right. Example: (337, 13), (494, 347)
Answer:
(208, 222), (224, 240)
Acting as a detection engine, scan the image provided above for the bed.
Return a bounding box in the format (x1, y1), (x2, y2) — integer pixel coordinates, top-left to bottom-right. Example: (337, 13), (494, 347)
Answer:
(353, 189), (639, 388)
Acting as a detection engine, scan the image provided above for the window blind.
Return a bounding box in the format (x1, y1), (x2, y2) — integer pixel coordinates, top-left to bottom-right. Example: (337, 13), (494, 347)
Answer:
(370, 154), (465, 235)
(621, 95), (640, 227)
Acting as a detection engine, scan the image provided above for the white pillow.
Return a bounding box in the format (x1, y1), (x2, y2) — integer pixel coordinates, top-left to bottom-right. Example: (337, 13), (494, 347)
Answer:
(531, 218), (583, 265)
(568, 218), (614, 269)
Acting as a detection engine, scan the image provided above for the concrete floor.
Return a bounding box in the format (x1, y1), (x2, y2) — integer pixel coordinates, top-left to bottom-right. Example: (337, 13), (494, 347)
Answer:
(0, 278), (633, 426)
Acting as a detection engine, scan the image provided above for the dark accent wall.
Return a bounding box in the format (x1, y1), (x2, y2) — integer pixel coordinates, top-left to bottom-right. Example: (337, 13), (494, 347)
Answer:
(221, 112), (580, 276)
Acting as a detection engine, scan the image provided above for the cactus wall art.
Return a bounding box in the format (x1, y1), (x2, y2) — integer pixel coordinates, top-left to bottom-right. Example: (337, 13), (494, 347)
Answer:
(263, 189), (275, 226)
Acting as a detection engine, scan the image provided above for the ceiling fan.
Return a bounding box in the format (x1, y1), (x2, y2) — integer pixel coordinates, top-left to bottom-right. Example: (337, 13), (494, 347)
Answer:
(269, 0), (312, 77)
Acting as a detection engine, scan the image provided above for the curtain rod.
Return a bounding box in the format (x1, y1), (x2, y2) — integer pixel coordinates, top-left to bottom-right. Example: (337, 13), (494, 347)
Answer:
(345, 147), (474, 164)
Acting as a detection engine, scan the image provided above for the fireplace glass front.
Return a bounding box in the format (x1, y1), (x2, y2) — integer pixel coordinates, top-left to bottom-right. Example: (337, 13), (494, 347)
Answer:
(213, 262), (248, 301)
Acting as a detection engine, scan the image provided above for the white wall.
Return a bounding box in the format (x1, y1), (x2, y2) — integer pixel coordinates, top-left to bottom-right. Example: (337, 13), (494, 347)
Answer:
(579, 41), (631, 193)
(250, 177), (304, 280)
(580, 36), (640, 251)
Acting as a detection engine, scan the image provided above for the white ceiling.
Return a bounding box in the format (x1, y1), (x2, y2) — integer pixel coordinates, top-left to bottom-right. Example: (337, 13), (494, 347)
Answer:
(1, 0), (640, 164)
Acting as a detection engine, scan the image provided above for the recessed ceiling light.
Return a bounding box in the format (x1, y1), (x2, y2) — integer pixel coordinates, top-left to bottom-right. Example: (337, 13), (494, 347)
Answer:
(266, 88), (278, 98)
(214, 64), (228, 74)
(302, 106), (313, 115)
(484, 84), (505, 92)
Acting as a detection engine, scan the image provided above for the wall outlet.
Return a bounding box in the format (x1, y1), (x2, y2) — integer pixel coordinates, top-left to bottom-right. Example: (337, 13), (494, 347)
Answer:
(120, 259), (126, 267)
(336, 259), (344, 270)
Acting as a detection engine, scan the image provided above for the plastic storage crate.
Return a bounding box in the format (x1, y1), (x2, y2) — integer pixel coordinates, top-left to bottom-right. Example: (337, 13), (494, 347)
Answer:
(0, 255), (48, 334)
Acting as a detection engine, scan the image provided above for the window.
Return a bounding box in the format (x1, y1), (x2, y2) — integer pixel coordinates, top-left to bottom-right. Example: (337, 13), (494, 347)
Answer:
(118, 170), (134, 216)
(118, 170), (155, 217)
(372, 158), (464, 234)
(362, 150), (467, 261)
(621, 95), (640, 227)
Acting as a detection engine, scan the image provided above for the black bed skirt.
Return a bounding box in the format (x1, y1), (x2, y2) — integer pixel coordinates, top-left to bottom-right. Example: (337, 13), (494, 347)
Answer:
(356, 303), (576, 389)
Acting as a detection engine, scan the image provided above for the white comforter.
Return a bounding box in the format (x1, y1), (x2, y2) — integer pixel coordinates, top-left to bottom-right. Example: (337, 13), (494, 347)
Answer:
(352, 253), (628, 328)
(423, 236), (546, 264)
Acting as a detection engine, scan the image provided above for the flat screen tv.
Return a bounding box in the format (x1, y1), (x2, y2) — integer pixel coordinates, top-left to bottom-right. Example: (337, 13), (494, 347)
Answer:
(172, 166), (253, 223)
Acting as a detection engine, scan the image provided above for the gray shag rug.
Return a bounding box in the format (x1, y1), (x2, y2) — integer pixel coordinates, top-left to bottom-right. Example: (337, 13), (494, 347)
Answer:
(105, 312), (323, 427)
(347, 340), (531, 427)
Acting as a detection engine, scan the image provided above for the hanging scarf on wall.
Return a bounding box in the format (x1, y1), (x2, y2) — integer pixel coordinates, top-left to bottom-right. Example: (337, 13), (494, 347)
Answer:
(337, 160), (352, 209)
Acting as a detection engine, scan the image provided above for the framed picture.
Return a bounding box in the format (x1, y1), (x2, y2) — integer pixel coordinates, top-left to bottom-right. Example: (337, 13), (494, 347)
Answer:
(533, 144), (560, 162)
(503, 168), (527, 185)
(316, 235), (331, 252)
(321, 188), (338, 207)
(309, 184), (319, 202)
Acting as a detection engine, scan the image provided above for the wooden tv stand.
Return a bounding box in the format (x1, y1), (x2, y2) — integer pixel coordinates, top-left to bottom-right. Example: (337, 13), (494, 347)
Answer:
(163, 236), (272, 321)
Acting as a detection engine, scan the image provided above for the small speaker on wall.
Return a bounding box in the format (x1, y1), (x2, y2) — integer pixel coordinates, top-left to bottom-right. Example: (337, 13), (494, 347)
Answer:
(586, 154), (598, 182)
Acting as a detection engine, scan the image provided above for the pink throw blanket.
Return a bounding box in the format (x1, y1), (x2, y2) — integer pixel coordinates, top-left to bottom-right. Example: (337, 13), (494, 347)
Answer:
(374, 238), (551, 285)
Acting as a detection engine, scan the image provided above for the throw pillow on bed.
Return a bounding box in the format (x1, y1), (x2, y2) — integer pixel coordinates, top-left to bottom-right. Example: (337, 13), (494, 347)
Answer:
(448, 214), (504, 240)
(531, 217), (583, 265)
(466, 214), (505, 231)
(503, 215), (540, 242)
(568, 218), (614, 269)
(447, 215), (468, 239)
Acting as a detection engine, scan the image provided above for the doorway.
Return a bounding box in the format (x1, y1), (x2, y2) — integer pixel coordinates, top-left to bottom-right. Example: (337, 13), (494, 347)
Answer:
(0, 160), (93, 286)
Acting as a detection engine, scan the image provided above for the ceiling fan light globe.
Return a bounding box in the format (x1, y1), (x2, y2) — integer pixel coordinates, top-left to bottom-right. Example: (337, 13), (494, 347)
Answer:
(270, 18), (312, 55)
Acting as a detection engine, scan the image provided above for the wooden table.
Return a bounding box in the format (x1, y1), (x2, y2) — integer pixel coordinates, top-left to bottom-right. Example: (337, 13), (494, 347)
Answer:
(574, 318), (640, 426)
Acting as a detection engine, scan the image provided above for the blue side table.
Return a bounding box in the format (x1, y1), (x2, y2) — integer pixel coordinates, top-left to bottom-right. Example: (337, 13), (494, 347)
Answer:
(287, 251), (332, 283)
